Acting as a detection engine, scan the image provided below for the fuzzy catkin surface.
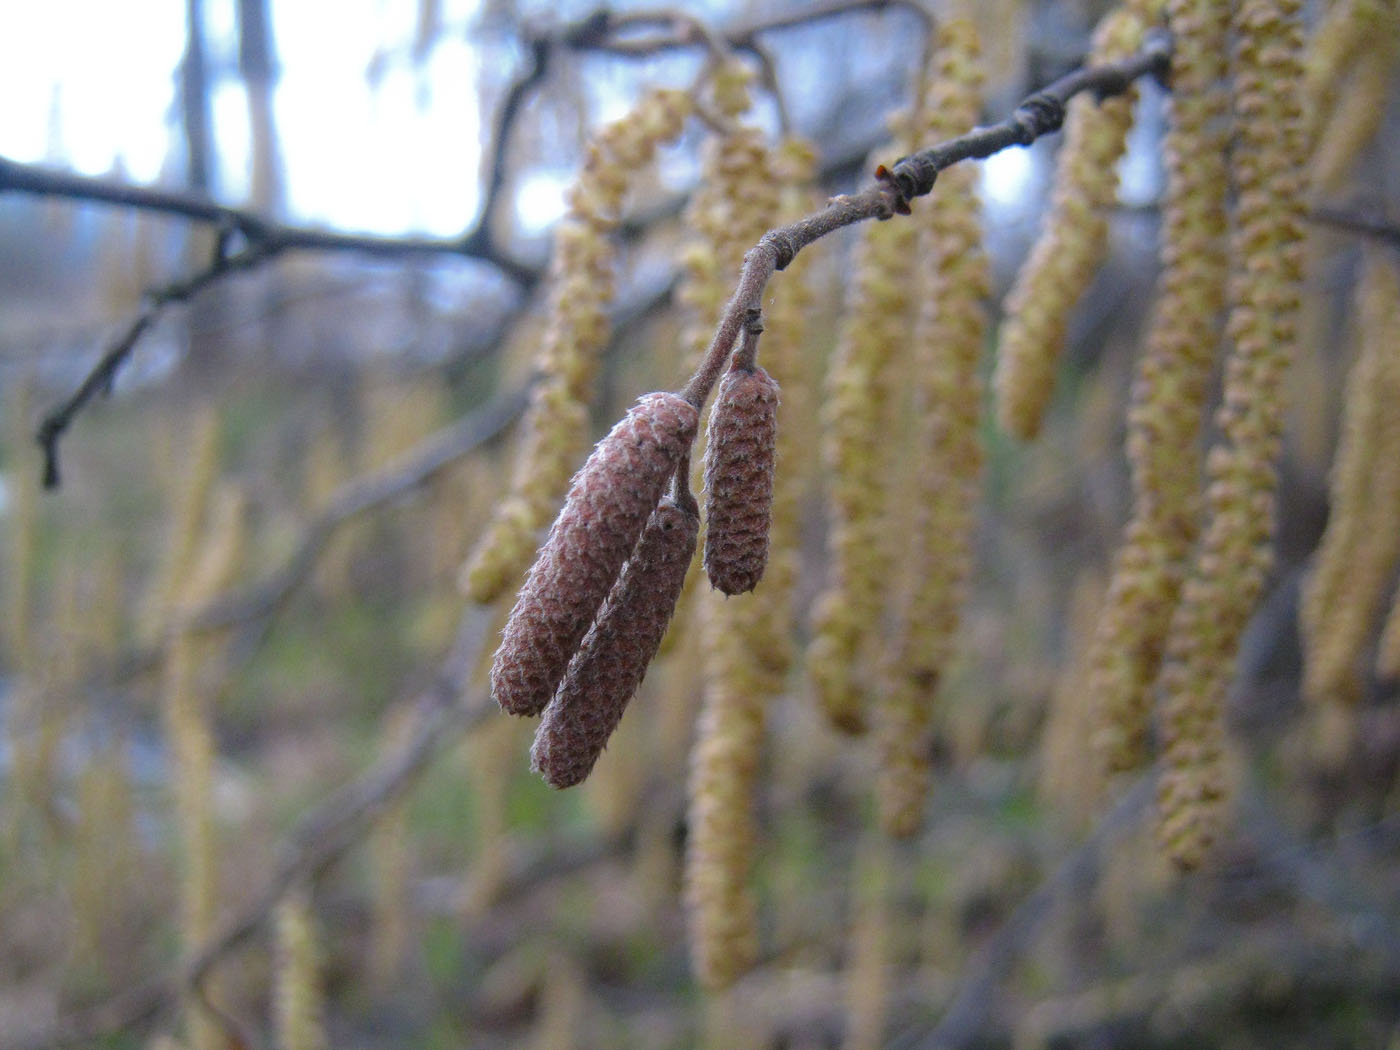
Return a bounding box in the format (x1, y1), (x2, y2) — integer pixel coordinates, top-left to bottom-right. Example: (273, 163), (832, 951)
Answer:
(703, 365), (780, 596)
(1088, 0), (1231, 775)
(1155, 0), (1306, 871)
(531, 497), (699, 788)
(491, 392), (698, 718)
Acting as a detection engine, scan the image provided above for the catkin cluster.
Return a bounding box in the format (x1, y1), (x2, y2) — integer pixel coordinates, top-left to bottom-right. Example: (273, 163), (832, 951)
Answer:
(1088, 0), (1231, 775)
(1300, 253), (1400, 708)
(491, 393), (698, 723)
(463, 87), (693, 603)
(993, 7), (1145, 441)
(877, 16), (988, 840)
(1155, 0), (1306, 871)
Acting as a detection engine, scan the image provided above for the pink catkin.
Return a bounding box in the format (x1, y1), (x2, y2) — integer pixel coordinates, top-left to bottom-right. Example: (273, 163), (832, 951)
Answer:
(491, 392), (699, 717)
(531, 496), (700, 787)
(703, 365), (780, 595)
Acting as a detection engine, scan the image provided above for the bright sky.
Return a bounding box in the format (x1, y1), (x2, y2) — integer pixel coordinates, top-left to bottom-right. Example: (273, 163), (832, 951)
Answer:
(0, 2), (1152, 241)
(0, 0), (498, 237)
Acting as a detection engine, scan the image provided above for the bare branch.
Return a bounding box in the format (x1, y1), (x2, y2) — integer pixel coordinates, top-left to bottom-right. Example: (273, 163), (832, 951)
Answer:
(1309, 205), (1400, 249)
(679, 29), (1173, 411)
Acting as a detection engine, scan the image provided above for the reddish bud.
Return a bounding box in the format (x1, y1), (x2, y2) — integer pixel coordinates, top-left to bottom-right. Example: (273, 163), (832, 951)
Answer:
(491, 392), (698, 716)
(531, 496), (699, 787)
(703, 365), (780, 595)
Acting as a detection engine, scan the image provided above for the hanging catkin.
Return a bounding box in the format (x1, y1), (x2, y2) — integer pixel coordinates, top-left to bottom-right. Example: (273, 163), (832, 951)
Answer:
(993, 7), (1145, 441)
(1305, 0), (1400, 193)
(703, 363), (781, 595)
(531, 493), (699, 787)
(274, 886), (329, 1050)
(877, 16), (988, 839)
(1154, 0), (1307, 871)
(808, 183), (918, 735)
(684, 588), (770, 990)
(491, 392), (698, 717)
(463, 87), (693, 603)
(1088, 0), (1231, 775)
(1301, 253), (1400, 704)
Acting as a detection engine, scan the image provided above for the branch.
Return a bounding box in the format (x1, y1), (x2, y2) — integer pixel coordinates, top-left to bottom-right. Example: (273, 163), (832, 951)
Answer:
(1, 606), (497, 1050)
(885, 777), (1155, 1050)
(678, 28), (1173, 410)
(1308, 205), (1400, 249)
(184, 386), (528, 635)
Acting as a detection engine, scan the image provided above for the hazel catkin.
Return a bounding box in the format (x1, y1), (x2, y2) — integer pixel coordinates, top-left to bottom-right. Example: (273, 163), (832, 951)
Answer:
(490, 392), (698, 718)
(703, 364), (780, 596)
(531, 495), (700, 788)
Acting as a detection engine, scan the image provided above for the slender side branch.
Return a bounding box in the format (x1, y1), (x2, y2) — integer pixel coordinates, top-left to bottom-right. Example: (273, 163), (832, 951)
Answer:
(679, 30), (1173, 411)
(1309, 205), (1400, 248)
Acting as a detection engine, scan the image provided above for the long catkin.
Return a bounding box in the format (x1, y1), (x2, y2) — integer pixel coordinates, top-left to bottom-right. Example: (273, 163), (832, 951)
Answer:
(1088, 0), (1231, 775)
(877, 15), (988, 840)
(1154, 0), (1307, 871)
(463, 88), (693, 603)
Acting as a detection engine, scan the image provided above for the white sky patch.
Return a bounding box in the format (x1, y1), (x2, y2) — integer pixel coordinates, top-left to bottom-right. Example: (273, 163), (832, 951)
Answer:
(979, 145), (1036, 212)
(0, 1), (184, 180)
(515, 172), (570, 235)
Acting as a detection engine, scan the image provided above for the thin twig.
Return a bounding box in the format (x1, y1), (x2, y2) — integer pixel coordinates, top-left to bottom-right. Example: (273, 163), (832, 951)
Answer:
(678, 29), (1173, 411)
(1308, 205), (1400, 249)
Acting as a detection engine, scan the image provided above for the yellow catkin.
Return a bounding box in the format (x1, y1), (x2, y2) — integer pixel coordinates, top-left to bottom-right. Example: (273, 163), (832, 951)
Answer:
(842, 835), (893, 1050)
(274, 887), (329, 1050)
(685, 592), (770, 990)
(1302, 253), (1400, 703)
(164, 483), (246, 1050)
(70, 739), (137, 962)
(808, 201), (918, 736)
(877, 17), (988, 839)
(1155, 0), (1307, 871)
(993, 7), (1145, 441)
(368, 704), (416, 987)
(142, 405), (221, 640)
(462, 85), (694, 603)
(1039, 570), (1108, 826)
(1088, 0), (1231, 775)
(1305, 0), (1400, 193)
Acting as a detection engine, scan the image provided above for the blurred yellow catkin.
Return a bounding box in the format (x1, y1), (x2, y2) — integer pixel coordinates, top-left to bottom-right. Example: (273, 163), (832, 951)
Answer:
(877, 16), (988, 840)
(1154, 0), (1307, 871)
(808, 192), (918, 736)
(274, 886), (329, 1050)
(842, 834), (893, 1050)
(993, 6), (1145, 441)
(463, 86), (694, 603)
(1089, 0), (1231, 775)
(1301, 253), (1400, 705)
(1305, 0), (1400, 193)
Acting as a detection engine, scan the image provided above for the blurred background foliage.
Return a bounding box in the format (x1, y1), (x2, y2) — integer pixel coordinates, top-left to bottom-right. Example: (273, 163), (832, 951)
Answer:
(2, 1), (1400, 1048)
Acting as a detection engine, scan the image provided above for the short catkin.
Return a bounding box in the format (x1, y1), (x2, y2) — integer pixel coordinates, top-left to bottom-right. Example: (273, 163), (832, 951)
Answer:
(993, 7), (1144, 441)
(703, 364), (780, 595)
(490, 392), (698, 718)
(531, 495), (700, 788)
